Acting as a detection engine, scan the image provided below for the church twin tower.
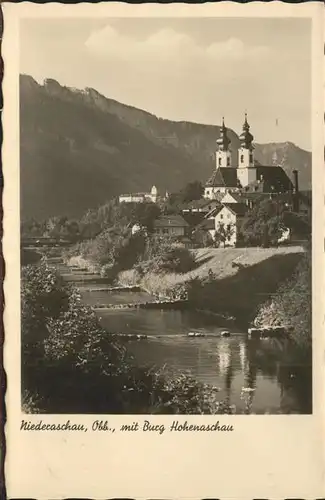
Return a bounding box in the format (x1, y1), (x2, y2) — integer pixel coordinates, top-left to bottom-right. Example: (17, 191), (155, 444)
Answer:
(214, 113), (256, 189)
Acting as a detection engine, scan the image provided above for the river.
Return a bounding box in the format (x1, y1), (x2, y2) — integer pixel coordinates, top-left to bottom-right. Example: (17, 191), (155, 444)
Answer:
(52, 259), (311, 414)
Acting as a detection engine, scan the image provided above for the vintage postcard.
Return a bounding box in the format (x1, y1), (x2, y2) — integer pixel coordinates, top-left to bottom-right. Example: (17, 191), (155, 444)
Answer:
(2, 1), (324, 498)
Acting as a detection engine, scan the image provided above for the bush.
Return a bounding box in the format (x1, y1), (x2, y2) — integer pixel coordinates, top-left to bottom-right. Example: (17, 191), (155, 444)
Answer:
(254, 251), (311, 348)
(21, 262), (70, 359)
(66, 255), (98, 273)
(100, 263), (119, 281)
(137, 246), (196, 275)
(146, 274), (191, 300)
(65, 227), (147, 274)
(117, 269), (142, 287)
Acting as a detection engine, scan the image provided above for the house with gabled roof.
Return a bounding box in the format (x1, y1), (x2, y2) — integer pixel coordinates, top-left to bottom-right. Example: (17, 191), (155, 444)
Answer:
(182, 197), (222, 213)
(153, 214), (190, 238)
(195, 201), (248, 247)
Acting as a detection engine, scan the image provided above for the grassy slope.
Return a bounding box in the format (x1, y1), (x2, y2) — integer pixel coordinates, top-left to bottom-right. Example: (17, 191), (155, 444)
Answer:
(184, 246), (306, 325)
(68, 243), (306, 326)
(188, 246), (305, 280)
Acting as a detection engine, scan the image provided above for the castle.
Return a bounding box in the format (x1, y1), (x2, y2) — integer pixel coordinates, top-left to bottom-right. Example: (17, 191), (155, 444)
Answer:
(204, 114), (294, 199)
(119, 185), (159, 204)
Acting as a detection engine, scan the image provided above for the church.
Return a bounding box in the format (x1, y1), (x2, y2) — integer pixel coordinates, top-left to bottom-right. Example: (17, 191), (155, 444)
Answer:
(204, 114), (295, 199)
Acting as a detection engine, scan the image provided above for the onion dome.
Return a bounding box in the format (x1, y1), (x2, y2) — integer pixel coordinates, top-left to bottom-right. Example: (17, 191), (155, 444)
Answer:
(216, 117), (231, 151)
(239, 113), (254, 150)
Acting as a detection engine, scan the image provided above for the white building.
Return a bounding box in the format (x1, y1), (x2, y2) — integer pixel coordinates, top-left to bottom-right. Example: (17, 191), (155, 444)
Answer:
(212, 203), (247, 246)
(119, 193), (147, 203)
(119, 185), (161, 204)
(198, 200), (247, 247)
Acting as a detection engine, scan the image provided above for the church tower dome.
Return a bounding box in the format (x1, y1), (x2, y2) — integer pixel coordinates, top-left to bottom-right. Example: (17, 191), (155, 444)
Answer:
(239, 113), (254, 150)
(237, 112), (256, 188)
(216, 117), (231, 152)
(215, 117), (232, 168)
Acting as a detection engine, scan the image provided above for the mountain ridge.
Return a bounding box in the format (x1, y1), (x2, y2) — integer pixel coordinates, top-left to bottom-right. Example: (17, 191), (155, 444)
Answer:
(20, 74), (312, 219)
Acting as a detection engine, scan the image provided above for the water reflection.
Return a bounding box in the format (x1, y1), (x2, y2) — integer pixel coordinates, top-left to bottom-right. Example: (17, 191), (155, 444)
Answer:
(126, 331), (310, 414)
(239, 342), (246, 372)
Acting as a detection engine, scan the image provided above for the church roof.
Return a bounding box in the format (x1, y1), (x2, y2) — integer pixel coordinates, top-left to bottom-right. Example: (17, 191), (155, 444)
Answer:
(243, 166), (293, 193)
(206, 167), (239, 188)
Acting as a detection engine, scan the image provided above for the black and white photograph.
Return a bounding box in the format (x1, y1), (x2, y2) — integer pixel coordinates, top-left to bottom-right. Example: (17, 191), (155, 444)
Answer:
(19, 15), (313, 416)
(3, 2), (325, 498)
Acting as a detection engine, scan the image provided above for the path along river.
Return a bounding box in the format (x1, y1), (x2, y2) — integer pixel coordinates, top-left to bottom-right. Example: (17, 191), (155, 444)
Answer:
(53, 259), (311, 415)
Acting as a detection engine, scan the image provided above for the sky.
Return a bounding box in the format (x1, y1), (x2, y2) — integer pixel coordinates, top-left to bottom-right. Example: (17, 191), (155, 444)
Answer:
(20, 17), (311, 150)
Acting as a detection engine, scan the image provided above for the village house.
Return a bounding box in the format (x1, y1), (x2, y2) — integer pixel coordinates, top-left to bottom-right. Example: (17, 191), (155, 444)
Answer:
(153, 214), (189, 238)
(197, 202), (248, 247)
(181, 197), (223, 229)
(182, 197), (222, 214)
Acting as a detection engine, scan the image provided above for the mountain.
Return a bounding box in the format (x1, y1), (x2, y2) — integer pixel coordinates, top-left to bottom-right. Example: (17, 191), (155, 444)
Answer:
(20, 74), (312, 219)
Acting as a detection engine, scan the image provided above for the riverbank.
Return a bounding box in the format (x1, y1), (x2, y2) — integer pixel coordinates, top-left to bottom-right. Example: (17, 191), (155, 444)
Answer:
(254, 250), (311, 349)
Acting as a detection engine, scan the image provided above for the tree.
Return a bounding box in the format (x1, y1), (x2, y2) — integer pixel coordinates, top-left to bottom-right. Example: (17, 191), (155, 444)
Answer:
(21, 262), (70, 359)
(130, 202), (161, 232)
(80, 221), (102, 240)
(214, 223), (235, 248)
(192, 228), (214, 248)
(160, 181), (204, 215)
(21, 218), (46, 238)
(239, 197), (287, 247)
(180, 181), (204, 203)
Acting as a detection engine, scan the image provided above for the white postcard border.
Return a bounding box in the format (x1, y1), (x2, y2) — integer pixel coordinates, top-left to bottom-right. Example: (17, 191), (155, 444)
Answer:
(2, 2), (325, 498)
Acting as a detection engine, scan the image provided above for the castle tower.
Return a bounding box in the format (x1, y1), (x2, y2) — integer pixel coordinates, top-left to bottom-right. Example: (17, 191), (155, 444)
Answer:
(237, 113), (257, 188)
(216, 118), (232, 168)
(150, 185), (158, 203)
